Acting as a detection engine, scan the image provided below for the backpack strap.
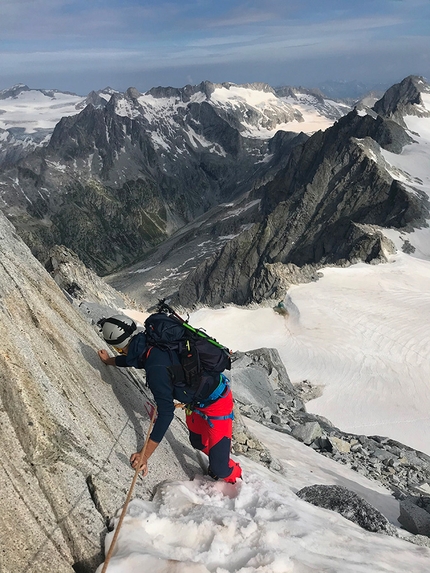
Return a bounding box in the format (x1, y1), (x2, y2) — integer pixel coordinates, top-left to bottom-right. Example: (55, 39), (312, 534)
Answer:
(138, 345), (154, 368)
(194, 374), (229, 407)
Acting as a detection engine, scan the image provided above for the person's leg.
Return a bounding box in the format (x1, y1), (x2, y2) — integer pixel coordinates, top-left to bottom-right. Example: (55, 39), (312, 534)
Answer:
(186, 410), (209, 453)
(200, 391), (242, 483)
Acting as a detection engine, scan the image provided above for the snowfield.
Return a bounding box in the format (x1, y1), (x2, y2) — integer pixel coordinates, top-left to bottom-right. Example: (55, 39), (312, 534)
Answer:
(97, 421), (430, 573)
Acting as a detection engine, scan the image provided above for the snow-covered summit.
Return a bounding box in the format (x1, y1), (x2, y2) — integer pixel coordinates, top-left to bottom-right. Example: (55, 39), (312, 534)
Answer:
(0, 85), (81, 129)
(124, 80), (350, 141)
(0, 85), (112, 134)
(0, 81), (350, 169)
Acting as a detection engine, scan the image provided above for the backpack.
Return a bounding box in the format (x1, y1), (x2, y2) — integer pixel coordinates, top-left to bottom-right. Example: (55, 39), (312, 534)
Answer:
(141, 312), (232, 392)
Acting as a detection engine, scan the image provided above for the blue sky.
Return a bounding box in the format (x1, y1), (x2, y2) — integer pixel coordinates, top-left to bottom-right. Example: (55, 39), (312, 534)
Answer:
(1, 0), (429, 94)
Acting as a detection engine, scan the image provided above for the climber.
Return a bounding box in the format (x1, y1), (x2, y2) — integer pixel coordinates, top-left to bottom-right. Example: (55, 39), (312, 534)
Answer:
(97, 314), (242, 484)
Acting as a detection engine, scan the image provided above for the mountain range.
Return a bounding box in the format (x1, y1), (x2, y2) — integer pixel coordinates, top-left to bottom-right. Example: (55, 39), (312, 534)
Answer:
(105, 75), (430, 309)
(0, 75), (429, 310)
(0, 81), (350, 274)
(174, 76), (430, 307)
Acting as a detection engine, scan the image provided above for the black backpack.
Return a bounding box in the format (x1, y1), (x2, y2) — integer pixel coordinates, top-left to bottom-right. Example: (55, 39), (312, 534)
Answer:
(141, 311), (231, 392)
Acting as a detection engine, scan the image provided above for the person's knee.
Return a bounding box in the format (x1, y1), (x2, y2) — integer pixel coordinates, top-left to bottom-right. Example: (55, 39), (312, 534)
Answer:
(189, 430), (205, 451)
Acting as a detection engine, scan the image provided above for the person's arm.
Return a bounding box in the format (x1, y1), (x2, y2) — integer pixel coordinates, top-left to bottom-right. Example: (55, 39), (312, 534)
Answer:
(129, 354), (176, 476)
(98, 349), (116, 365)
(145, 361), (176, 443)
(98, 349), (128, 366)
(129, 439), (159, 476)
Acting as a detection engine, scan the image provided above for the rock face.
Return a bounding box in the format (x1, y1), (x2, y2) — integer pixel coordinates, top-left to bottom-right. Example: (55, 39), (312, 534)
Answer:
(399, 496), (430, 536)
(373, 75), (430, 127)
(0, 211), (204, 573)
(177, 78), (430, 307)
(45, 244), (137, 309)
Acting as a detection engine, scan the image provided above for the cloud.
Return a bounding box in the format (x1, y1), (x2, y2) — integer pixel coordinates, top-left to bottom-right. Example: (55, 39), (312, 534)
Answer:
(0, 1), (183, 42)
(188, 35), (262, 48)
(0, 0), (429, 93)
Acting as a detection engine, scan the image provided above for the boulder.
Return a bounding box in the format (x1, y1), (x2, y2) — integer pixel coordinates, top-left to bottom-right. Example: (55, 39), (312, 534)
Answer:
(231, 347), (295, 412)
(399, 497), (430, 536)
(297, 485), (396, 535)
(292, 422), (323, 445)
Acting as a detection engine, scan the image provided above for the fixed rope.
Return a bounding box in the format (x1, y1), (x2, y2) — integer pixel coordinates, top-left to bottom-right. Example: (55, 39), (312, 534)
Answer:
(101, 405), (158, 573)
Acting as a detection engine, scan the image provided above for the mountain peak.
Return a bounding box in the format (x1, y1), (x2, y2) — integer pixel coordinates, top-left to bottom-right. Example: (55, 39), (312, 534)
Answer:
(0, 84), (30, 100)
(373, 75), (430, 123)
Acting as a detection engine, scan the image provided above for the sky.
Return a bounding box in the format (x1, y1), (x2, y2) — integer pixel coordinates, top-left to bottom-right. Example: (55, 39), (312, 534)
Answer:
(1, 0), (430, 95)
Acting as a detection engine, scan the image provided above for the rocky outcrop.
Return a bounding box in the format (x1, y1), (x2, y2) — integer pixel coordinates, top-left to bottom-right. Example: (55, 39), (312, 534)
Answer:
(230, 346), (430, 542)
(45, 245), (137, 309)
(236, 370), (430, 543)
(399, 496), (430, 536)
(373, 75), (430, 126)
(297, 484), (396, 535)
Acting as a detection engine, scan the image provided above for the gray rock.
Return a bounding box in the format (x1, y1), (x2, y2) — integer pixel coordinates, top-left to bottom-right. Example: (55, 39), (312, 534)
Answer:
(373, 75), (430, 129)
(329, 436), (352, 453)
(292, 422), (323, 445)
(231, 348), (294, 412)
(399, 498), (430, 536)
(0, 211), (207, 572)
(297, 485), (396, 535)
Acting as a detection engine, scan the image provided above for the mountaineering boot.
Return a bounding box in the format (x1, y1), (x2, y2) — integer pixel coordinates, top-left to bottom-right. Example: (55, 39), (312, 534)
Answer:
(207, 466), (219, 480)
(208, 461), (242, 484)
(222, 461), (242, 484)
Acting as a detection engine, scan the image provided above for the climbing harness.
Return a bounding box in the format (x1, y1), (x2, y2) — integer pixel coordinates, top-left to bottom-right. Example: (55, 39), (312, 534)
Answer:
(183, 374), (234, 428)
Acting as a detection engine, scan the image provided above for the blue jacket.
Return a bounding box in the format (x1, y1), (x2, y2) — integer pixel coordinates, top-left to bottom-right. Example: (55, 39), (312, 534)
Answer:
(115, 332), (217, 442)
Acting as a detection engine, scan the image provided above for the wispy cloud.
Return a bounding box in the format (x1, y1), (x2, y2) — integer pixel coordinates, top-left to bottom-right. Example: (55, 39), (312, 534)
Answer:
(0, 0), (429, 92)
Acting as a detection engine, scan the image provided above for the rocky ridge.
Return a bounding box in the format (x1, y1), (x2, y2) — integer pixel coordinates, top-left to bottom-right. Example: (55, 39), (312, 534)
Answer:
(176, 76), (430, 307)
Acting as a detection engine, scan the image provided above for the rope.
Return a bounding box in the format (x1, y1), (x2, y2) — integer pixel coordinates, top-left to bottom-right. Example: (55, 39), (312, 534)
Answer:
(100, 405), (158, 573)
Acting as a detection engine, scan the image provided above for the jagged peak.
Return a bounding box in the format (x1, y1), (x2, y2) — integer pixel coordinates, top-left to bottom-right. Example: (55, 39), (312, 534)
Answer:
(98, 86), (118, 95)
(373, 75), (430, 121)
(82, 90), (108, 109)
(126, 87), (141, 100)
(144, 82), (215, 102)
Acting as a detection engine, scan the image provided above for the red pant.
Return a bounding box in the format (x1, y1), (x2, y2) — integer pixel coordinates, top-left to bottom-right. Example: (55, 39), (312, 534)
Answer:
(186, 389), (242, 483)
